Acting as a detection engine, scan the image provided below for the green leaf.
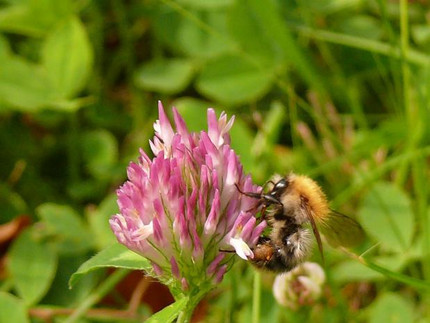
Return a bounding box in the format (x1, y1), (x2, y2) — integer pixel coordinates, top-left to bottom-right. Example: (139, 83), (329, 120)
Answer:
(152, 7), (181, 52)
(0, 5), (48, 36)
(69, 243), (151, 288)
(87, 193), (118, 249)
(177, 10), (233, 58)
(81, 130), (118, 180)
(2, 0), (28, 4)
(36, 203), (94, 254)
(173, 97), (212, 132)
(0, 292), (29, 323)
(358, 181), (414, 252)
(145, 297), (189, 323)
(227, 1), (282, 65)
(369, 293), (414, 323)
(412, 24), (430, 45)
(134, 59), (196, 94)
(0, 55), (55, 111)
(229, 118), (254, 173)
(177, 0), (233, 9)
(8, 229), (58, 305)
(42, 16), (93, 98)
(0, 0), (74, 37)
(0, 35), (11, 58)
(196, 54), (274, 105)
(42, 255), (99, 306)
(244, 0), (323, 92)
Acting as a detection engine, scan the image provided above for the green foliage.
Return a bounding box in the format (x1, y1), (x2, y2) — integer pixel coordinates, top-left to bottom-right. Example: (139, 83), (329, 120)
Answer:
(69, 243), (151, 288)
(0, 54), (57, 111)
(196, 54), (275, 104)
(36, 203), (94, 254)
(7, 230), (58, 305)
(0, 6), (92, 112)
(368, 293), (414, 323)
(81, 130), (118, 180)
(1, 0), (430, 322)
(86, 193), (119, 249)
(145, 297), (189, 323)
(359, 181), (414, 253)
(0, 292), (29, 323)
(135, 58), (196, 94)
(41, 17), (93, 99)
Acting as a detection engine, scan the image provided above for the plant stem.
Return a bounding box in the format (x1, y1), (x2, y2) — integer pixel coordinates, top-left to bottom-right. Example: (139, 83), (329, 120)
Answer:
(396, 0), (413, 186)
(252, 270), (261, 323)
(331, 146), (430, 208)
(292, 25), (430, 66)
(64, 269), (129, 323)
(176, 310), (191, 323)
(175, 287), (209, 323)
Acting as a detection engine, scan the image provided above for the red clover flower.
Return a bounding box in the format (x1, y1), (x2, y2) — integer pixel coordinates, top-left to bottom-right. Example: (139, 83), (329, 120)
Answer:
(273, 262), (326, 309)
(110, 102), (266, 295)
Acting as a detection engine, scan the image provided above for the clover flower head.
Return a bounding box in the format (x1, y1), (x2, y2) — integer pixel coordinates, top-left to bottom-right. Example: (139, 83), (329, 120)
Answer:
(273, 262), (326, 310)
(110, 102), (266, 293)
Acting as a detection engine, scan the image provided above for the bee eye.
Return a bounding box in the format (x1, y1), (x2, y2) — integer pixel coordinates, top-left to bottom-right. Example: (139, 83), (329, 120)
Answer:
(270, 178), (289, 198)
(275, 179), (287, 189)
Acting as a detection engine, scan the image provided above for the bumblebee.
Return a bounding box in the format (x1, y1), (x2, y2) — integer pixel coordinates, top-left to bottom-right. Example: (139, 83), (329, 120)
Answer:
(238, 173), (364, 273)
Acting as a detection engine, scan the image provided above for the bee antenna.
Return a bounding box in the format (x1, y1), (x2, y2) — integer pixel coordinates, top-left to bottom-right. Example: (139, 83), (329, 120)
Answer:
(234, 183), (262, 199)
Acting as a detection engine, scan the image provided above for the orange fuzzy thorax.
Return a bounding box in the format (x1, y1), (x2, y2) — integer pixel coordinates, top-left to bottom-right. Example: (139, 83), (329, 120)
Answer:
(290, 174), (329, 223)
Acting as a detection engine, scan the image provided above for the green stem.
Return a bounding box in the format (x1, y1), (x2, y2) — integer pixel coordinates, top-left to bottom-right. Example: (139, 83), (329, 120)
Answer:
(64, 269), (129, 323)
(252, 271), (261, 323)
(176, 310), (192, 323)
(345, 250), (430, 291)
(396, 0), (412, 186)
(175, 286), (210, 323)
(331, 146), (430, 207)
(291, 25), (430, 67)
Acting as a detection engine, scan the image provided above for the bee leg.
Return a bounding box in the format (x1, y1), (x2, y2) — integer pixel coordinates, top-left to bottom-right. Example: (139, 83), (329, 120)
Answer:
(260, 206), (267, 221)
(244, 203), (261, 214)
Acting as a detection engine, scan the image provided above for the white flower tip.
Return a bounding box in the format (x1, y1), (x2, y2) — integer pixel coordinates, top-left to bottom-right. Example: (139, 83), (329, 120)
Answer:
(153, 120), (161, 133)
(229, 237), (254, 260)
(132, 221), (154, 241)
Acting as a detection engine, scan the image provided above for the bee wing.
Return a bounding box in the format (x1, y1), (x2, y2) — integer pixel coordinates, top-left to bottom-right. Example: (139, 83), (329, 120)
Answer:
(302, 204), (325, 264)
(319, 210), (365, 248)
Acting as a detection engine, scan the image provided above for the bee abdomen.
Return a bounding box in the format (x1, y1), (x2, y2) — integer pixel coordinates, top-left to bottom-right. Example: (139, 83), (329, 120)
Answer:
(251, 239), (297, 273)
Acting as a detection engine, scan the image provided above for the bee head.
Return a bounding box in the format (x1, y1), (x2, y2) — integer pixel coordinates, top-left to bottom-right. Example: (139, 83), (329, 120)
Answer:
(269, 178), (289, 199)
(234, 178), (287, 207)
(258, 178), (289, 207)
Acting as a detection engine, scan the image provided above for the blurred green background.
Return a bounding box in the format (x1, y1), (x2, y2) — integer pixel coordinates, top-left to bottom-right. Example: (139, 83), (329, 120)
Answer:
(1, 0), (430, 322)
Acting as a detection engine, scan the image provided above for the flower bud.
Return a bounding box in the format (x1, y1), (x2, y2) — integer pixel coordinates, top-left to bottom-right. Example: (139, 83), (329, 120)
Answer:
(273, 262), (326, 309)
